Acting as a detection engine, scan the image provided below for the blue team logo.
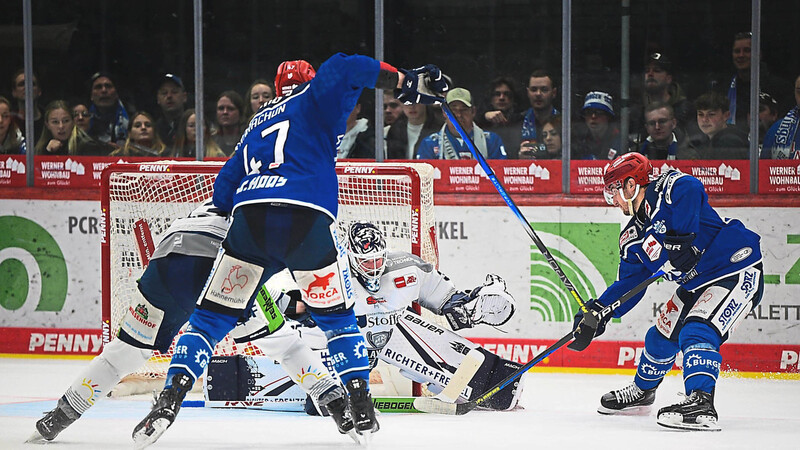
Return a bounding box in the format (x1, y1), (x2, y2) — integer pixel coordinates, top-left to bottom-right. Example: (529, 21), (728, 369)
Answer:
(651, 220), (667, 234)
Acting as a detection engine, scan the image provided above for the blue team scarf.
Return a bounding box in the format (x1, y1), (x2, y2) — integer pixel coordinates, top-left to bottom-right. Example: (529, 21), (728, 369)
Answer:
(642, 133), (678, 160)
(727, 76), (738, 125)
(89, 100), (130, 142)
(772, 106), (799, 159)
(521, 106), (558, 141)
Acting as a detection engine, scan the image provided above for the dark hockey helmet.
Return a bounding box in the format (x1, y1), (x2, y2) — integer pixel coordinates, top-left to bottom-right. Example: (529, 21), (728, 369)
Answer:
(602, 152), (653, 205)
(347, 221), (387, 293)
(274, 60), (316, 97)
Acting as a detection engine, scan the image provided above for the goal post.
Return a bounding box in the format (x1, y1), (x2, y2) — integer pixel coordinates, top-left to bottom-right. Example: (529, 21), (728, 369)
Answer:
(100, 160), (438, 393)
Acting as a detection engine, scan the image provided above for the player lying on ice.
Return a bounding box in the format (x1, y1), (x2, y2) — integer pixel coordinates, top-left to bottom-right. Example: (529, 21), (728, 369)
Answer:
(28, 201), (356, 444)
(228, 221), (525, 412)
(131, 54), (452, 448)
(571, 152), (763, 431)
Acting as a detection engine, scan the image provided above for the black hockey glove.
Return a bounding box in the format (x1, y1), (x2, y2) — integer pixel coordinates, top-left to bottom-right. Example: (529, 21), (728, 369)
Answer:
(397, 64), (452, 105)
(663, 232), (701, 273)
(569, 300), (609, 351)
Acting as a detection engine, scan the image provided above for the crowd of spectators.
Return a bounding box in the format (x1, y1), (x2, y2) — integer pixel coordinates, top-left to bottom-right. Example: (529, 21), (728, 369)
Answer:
(3, 31), (798, 161)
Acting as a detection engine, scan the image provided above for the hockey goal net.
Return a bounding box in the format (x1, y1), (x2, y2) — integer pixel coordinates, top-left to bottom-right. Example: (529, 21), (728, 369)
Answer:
(101, 161), (437, 393)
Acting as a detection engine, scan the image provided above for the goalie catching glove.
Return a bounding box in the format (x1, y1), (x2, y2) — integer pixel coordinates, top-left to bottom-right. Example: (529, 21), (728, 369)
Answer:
(397, 64), (452, 105)
(442, 274), (516, 330)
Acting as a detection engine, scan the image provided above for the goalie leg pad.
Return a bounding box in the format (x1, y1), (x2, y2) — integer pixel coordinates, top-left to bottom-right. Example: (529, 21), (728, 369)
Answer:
(634, 326), (679, 390)
(63, 339), (152, 414)
(468, 347), (525, 411)
(312, 309), (370, 385)
(249, 324), (335, 394)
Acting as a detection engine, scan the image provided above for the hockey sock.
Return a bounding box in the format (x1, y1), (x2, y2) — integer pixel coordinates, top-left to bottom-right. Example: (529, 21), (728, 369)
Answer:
(311, 309), (370, 386)
(682, 345), (722, 394)
(634, 326), (679, 390)
(679, 321), (722, 394)
(166, 308), (238, 384)
(63, 339), (151, 414)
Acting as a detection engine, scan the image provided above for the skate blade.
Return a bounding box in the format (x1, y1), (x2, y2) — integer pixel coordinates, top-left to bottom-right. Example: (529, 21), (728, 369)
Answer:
(133, 418), (171, 449)
(656, 414), (721, 431)
(597, 405), (652, 416)
(25, 430), (49, 444)
(344, 429), (360, 444)
(355, 430), (376, 446)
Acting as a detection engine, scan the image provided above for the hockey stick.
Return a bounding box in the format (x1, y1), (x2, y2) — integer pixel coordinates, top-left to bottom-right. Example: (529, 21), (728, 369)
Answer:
(414, 269), (665, 415)
(439, 101), (598, 351)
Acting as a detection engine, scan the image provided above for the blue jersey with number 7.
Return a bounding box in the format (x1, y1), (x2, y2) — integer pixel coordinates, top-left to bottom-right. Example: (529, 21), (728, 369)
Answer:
(213, 53), (381, 219)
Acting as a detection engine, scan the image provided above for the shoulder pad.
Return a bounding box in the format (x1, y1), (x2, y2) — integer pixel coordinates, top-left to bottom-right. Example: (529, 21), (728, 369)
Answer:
(653, 169), (686, 205)
(384, 251), (433, 273)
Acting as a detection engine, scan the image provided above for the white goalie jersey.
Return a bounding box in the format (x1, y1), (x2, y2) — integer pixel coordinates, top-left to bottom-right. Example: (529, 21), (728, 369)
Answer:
(352, 251), (458, 351)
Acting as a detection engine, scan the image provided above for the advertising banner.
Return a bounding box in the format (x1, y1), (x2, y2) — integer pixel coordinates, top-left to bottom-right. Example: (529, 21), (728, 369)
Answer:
(570, 159), (751, 194)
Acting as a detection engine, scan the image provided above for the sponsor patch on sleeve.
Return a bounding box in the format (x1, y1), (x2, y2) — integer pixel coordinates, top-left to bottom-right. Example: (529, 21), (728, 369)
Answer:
(120, 298), (165, 346)
(619, 226), (638, 248)
(642, 234), (663, 262)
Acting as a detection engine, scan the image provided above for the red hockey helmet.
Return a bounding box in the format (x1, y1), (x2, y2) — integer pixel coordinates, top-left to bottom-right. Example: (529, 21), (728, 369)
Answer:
(274, 60), (316, 97)
(602, 152), (653, 205)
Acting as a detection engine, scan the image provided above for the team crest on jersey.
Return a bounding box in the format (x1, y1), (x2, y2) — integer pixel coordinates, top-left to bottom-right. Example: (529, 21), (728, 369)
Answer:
(643, 235), (662, 261)
(619, 226), (638, 248)
(366, 330), (393, 350)
(394, 274), (418, 288)
(651, 220), (667, 234)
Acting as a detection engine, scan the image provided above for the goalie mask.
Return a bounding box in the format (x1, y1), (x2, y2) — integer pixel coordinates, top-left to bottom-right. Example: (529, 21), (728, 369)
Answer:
(347, 222), (387, 293)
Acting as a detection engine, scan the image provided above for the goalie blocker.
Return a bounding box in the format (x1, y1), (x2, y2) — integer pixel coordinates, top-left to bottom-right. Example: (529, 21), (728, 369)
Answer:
(206, 310), (524, 412)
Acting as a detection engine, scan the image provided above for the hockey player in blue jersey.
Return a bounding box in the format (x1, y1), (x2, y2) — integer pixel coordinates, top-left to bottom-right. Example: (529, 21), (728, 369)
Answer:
(132, 54), (451, 447)
(31, 201), (352, 444)
(572, 152), (763, 431)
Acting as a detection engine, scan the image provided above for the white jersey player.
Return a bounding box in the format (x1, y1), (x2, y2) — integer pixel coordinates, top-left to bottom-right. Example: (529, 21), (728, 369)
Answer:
(299, 222), (524, 410)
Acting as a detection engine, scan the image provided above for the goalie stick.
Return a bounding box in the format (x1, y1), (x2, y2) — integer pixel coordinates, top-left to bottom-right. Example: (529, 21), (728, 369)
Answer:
(439, 100), (598, 351)
(414, 269), (665, 415)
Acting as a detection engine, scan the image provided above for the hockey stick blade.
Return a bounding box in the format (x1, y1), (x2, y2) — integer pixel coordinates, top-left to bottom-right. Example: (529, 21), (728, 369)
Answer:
(413, 349), (485, 414)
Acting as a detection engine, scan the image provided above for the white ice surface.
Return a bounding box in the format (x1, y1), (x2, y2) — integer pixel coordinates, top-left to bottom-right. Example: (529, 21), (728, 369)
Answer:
(1, 358), (798, 449)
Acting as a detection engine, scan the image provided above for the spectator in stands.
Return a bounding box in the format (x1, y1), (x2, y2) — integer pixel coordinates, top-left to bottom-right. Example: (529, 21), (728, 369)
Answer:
(761, 75), (800, 159)
(477, 76), (525, 158)
(0, 96), (26, 154)
(416, 87), (506, 160)
(519, 70), (558, 158)
(243, 79), (275, 122)
(630, 53), (696, 145)
(168, 108), (226, 158)
(753, 92), (779, 146)
(155, 74), (188, 147)
(383, 91), (404, 134)
(72, 103), (91, 132)
(212, 90), (244, 156)
(689, 91), (749, 159)
(337, 94), (375, 159)
(88, 72), (131, 147)
(520, 114), (562, 160)
(10, 69), (44, 139)
(723, 31), (790, 129)
(386, 103), (444, 160)
(572, 91), (624, 160)
(637, 102), (696, 160)
(111, 111), (166, 157)
(34, 100), (109, 156)
(34, 101), (73, 155)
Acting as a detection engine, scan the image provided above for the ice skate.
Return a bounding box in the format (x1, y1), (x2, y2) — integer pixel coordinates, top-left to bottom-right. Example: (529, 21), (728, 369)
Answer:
(657, 390), (720, 431)
(598, 382), (657, 415)
(27, 397), (79, 443)
(345, 378), (379, 444)
(132, 373), (193, 449)
(318, 384), (358, 443)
